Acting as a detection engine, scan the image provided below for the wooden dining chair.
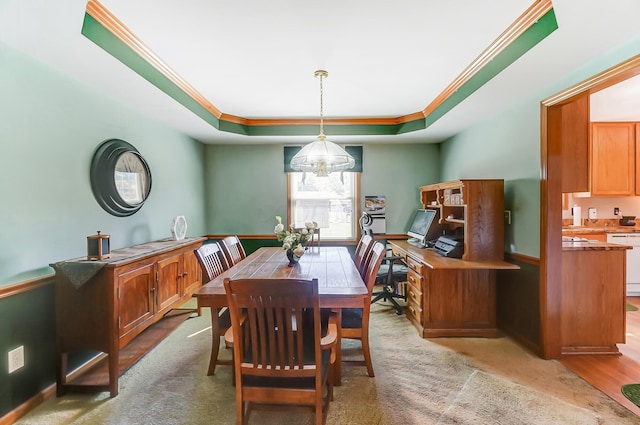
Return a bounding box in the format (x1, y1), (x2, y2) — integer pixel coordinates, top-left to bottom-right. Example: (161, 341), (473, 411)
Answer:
(223, 277), (338, 425)
(341, 241), (386, 377)
(194, 242), (233, 375)
(220, 235), (247, 267)
(353, 233), (374, 277)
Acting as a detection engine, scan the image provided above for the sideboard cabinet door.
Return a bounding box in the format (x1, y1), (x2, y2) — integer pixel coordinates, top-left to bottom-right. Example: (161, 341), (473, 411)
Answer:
(156, 255), (182, 316)
(117, 263), (154, 343)
(181, 249), (201, 296)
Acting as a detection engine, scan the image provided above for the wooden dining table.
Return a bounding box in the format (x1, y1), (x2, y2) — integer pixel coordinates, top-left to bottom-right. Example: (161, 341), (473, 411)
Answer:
(194, 245), (368, 385)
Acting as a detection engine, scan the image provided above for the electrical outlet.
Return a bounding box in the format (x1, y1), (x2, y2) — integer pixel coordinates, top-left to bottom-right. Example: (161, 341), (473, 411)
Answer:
(8, 346), (24, 374)
(504, 210), (512, 225)
(614, 207), (620, 216)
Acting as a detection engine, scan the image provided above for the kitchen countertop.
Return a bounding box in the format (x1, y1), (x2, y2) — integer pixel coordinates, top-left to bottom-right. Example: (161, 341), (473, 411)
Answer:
(562, 240), (632, 251)
(562, 225), (640, 233)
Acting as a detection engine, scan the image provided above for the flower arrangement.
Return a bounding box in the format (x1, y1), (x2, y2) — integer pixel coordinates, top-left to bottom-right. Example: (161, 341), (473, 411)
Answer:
(274, 216), (317, 258)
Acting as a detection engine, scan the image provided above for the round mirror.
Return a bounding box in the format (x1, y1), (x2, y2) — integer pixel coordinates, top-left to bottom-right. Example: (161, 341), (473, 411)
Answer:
(90, 139), (152, 217)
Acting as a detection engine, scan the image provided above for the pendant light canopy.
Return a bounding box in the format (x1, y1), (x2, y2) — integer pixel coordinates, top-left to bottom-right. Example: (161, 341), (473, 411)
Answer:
(289, 70), (355, 177)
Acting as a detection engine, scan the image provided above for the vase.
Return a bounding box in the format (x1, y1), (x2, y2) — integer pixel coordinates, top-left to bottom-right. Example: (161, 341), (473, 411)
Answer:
(286, 249), (302, 266)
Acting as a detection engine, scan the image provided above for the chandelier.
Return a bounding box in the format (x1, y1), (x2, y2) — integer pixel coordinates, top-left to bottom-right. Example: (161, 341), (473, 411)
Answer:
(289, 70), (355, 177)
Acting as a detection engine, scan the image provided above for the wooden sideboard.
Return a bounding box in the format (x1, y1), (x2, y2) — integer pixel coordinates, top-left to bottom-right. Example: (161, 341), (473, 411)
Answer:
(392, 179), (519, 337)
(51, 237), (205, 397)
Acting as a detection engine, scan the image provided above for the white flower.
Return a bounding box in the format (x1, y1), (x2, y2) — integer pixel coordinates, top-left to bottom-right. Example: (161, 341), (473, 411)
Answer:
(305, 222), (316, 230)
(283, 242), (291, 250)
(274, 223), (284, 233)
(301, 228), (308, 235)
(293, 244), (305, 256)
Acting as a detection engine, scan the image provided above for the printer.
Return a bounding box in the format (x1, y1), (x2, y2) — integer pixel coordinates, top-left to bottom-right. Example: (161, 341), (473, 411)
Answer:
(434, 235), (464, 258)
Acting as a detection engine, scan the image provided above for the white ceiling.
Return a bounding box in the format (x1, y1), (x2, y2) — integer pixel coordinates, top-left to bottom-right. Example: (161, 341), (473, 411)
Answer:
(1, 0), (639, 144)
(591, 74), (640, 121)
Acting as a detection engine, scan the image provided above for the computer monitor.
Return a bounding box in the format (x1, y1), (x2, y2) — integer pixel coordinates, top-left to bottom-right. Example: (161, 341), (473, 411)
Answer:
(407, 209), (437, 248)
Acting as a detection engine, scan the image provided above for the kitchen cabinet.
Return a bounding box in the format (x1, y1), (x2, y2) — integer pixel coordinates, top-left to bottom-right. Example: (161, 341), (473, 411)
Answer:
(559, 96), (590, 193)
(561, 242), (628, 355)
(53, 237), (205, 397)
(590, 122), (637, 196)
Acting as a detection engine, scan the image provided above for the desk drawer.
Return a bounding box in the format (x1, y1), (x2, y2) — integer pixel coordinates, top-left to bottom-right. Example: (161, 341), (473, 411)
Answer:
(406, 282), (422, 308)
(406, 298), (423, 326)
(405, 256), (423, 274)
(407, 268), (423, 291)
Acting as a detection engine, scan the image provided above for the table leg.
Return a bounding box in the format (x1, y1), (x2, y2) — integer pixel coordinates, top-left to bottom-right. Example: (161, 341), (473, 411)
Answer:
(208, 309), (221, 376)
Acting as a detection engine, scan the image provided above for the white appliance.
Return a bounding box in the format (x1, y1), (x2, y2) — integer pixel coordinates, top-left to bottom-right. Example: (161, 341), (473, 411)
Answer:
(606, 233), (640, 296)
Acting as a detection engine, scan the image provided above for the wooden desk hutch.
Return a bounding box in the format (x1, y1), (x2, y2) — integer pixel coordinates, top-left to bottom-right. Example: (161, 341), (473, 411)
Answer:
(391, 179), (519, 338)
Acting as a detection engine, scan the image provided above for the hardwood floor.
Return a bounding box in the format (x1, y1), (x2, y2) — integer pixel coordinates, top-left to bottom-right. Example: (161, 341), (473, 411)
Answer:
(560, 296), (640, 416)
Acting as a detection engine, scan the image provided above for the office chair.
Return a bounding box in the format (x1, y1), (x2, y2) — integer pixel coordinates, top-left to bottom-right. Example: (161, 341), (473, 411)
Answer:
(363, 229), (408, 315)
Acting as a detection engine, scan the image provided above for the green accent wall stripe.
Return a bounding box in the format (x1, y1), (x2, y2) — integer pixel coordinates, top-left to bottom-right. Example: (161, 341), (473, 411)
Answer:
(81, 6), (558, 138)
(424, 9), (559, 128)
(81, 13), (221, 129)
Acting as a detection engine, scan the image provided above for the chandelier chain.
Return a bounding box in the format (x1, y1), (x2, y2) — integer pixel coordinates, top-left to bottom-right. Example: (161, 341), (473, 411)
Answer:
(319, 72), (324, 137)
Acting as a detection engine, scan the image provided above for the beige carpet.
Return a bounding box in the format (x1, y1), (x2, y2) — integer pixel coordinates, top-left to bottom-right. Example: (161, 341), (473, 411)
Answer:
(15, 301), (640, 424)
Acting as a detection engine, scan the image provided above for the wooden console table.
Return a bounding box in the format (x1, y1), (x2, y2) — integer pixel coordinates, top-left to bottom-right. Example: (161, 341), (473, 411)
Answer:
(51, 237), (205, 397)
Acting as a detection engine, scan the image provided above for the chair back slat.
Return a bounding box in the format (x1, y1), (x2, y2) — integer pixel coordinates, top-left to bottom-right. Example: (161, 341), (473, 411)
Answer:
(225, 278), (320, 378)
(362, 242), (386, 295)
(354, 234), (374, 277)
(221, 235), (247, 267)
(194, 242), (228, 282)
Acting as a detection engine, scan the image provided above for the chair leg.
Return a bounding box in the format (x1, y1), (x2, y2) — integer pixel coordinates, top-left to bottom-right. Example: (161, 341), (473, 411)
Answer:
(387, 294), (403, 315)
(361, 326), (375, 377)
(370, 290), (386, 304)
(372, 284), (405, 315)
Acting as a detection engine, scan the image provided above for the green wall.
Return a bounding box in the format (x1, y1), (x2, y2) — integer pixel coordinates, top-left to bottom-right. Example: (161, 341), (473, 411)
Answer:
(439, 102), (542, 257)
(0, 41), (207, 417)
(204, 143), (440, 235)
(440, 36), (640, 259)
(0, 41), (207, 287)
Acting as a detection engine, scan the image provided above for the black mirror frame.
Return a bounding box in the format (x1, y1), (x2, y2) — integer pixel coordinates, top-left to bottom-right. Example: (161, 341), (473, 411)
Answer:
(90, 139), (152, 217)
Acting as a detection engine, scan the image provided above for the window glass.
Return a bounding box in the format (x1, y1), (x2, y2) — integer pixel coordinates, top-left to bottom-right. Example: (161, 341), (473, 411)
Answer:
(289, 172), (358, 240)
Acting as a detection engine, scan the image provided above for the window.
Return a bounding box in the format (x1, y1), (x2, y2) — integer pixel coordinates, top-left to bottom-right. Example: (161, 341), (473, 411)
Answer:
(288, 172), (360, 241)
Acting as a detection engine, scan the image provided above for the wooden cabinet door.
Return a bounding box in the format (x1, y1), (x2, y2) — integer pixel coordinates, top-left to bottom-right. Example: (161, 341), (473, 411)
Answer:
(636, 124), (640, 195)
(591, 122), (636, 196)
(156, 254), (182, 316)
(558, 96), (590, 193)
(118, 263), (154, 341)
(181, 250), (201, 296)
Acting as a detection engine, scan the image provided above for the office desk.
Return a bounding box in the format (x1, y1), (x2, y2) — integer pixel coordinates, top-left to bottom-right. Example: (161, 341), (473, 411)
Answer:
(195, 246), (368, 384)
(390, 240), (519, 338)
